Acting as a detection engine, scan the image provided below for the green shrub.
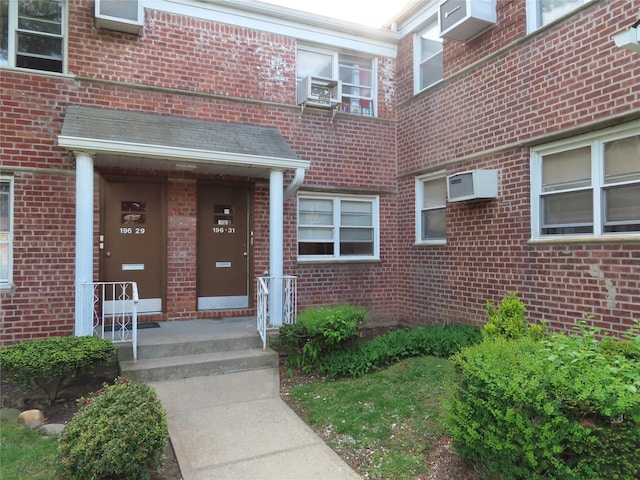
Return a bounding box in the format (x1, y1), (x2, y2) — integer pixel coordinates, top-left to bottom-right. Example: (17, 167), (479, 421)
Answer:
(445, 324), (640, 480)
(279, 304), (367, 372)
(57, 377), (169, 480)
(0, 336), (115, 404)
(316, 324), (482, 378)
(484, 291), (545, 340)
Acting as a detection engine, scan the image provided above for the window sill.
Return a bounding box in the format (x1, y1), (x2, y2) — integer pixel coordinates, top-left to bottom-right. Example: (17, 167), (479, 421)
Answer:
(297, 257), (381, 265)
(0, 65), (74, 79)
(414, 239), (446, 247)
(528, 234), (640, 246)
(0, 283), (16, 293)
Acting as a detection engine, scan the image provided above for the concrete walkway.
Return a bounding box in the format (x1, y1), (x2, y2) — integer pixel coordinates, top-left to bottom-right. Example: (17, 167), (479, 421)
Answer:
(150, 368), (362, 480)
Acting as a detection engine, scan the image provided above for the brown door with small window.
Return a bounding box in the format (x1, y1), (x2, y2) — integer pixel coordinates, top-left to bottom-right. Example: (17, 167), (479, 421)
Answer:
(197, 185), (250, 310)
(101, 179), (165, 314)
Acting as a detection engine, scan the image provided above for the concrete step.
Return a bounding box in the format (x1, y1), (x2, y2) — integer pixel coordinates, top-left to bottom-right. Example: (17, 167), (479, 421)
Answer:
(120, 348), (279, 383)
(117, 335), (263, 362)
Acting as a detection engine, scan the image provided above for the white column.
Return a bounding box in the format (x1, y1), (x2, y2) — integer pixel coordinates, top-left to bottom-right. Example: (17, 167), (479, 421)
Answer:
(74, 152), (94, 336)
(269, 169), (284, 326)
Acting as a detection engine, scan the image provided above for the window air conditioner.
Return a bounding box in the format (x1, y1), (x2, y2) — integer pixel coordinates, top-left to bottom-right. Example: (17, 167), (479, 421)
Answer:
(439, 0), (496, 43)
(447, 170), (498, 202)
(297, 76), (342, 110)
(95, 0), (144, 36)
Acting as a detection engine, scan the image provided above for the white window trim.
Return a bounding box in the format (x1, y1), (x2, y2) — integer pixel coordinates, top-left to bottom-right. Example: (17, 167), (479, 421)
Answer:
(296, 44), (377, 117)
(413, 17), (442, 95)
(297, 192), (380, 262)
(1, 0), (68, 74)
(530, 120), (640, 242)
(0, 176), (14, 289)
(525, 0), (594, 34)
(415, 171), (447, 246)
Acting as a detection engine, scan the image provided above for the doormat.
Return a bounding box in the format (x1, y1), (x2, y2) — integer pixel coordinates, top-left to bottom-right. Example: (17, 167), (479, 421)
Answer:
(103, 322), (160, 331)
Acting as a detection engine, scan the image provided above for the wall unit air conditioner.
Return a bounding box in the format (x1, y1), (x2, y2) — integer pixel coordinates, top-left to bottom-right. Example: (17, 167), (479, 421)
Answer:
(439, 0), (496, 43)
(95, 0), (144, 36)
(447, 170), (498, 202)
(297, 76), (342, 112)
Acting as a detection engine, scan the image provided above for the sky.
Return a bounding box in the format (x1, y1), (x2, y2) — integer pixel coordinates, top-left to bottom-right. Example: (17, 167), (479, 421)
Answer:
(257, 0), (412, 28)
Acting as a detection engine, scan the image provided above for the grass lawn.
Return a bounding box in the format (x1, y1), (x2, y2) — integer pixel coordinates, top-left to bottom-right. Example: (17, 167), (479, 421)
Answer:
(0, 422), (58, 480)
(288, 355), (454, 480)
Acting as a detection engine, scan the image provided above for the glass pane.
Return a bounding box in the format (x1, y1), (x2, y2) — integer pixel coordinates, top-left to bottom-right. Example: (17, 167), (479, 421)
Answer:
(341, 201), (372, 227)
(540, 0), (584, 26)
(342, 85), (372, 97)
(340, 241), (373, 256)
(298, 49), (332, 79)
(604, 184), (640, 223)
(0, 182), (8, 232)
(542, 190), (592, 226)
(17, 31), (62, 58)
(1, 0), (8, 66)
(339, 64), (372, 88)
(421, 208), (445, 240)
(420, 51), (443, 90)
(604, 135), (640, 184)
(542, 146), (591, 191)
(422, 177), (446, 209)
(298, 227), (333, 241)
(18, 0), (61, 34)
(299, 242), (333, 256)
(340, 227), (373, 241)
(420, 23), (441, 61)
(299, 198), (333, 225)
(0, 243), (7, 281)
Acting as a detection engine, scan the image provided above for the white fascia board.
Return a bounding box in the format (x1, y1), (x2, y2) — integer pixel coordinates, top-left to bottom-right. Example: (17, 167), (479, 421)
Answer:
(58, 136), (311, 170)
(154, 0), (399, 58)
(396, 0), (439, 34)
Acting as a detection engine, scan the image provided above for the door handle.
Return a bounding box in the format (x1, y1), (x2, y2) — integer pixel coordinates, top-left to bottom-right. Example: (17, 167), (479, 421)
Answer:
(106, 252), (111, 257)
(243, 252), (248, 257)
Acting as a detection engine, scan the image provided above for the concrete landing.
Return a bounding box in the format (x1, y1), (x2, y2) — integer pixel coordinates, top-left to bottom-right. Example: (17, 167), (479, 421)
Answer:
(150, 368), (361, 480)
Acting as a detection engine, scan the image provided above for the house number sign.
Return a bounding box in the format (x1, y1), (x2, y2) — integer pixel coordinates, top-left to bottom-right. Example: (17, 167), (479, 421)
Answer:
(212, 227), (236, 234)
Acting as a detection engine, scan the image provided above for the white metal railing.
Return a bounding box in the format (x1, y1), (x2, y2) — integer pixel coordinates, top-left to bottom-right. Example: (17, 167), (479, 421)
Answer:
(83, 281), (139, 361)
(257, 275), (297, 349)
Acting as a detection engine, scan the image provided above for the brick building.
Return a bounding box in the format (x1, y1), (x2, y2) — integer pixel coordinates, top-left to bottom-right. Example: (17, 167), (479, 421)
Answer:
(1, 0), (639, 346)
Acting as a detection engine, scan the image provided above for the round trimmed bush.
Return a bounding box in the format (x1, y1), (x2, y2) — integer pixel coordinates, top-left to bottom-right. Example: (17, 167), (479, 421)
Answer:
(57, 377), (169, 480)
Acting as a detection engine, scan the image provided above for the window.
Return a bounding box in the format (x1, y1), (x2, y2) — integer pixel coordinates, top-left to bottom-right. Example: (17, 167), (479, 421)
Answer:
(414, 21), (442, 93)
(0, 177), (13, 286)
(297, 46), (375, 116)
(1, 0), (65, 73)
(531, 122), (640, 239)
(526, 0), (592, 32)
(416, 173), (446, 244)
(298, 194), (379, 260)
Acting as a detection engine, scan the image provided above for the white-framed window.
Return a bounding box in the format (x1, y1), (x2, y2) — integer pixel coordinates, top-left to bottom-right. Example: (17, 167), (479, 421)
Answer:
(416, 172), (447, 244)
(0, 177), (13, 287)
(297, 193), (379, 261)
(531, 121), (640, 240)
(297, 46), (375, 116)
(0, 0), (65, 73)
(414, 20), (442, 94)
(526, 0), (593, 33)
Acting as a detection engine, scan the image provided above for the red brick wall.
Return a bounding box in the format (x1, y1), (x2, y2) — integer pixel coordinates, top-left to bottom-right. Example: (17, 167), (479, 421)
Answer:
(396, 0), (640, 334)
(0, 0), (399, 345)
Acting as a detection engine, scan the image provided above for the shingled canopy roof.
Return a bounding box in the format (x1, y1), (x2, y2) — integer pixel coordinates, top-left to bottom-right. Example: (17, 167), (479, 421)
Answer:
(58, 105), (308, 178)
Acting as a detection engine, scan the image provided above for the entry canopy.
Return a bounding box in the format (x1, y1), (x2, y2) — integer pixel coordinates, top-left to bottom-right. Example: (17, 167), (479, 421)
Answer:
(58, 104), (309, 178)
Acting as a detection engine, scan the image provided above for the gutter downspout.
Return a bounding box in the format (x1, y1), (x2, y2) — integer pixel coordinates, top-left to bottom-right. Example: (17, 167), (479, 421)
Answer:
(283, 167), (306, 200)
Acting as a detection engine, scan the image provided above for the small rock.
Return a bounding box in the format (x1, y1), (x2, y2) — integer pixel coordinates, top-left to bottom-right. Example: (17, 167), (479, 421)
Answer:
(18, 409), (45, 429)
(40, 423), (65, 436)
(0, 407), (21, 424)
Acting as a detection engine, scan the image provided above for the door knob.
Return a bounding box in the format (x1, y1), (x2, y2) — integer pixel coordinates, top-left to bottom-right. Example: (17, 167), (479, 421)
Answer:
(106, 252), (111, 257)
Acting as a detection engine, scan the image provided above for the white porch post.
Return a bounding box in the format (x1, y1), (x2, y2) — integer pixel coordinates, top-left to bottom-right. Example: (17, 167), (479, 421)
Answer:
(74, 152), (94, 336)
(269, 169), (284, 326)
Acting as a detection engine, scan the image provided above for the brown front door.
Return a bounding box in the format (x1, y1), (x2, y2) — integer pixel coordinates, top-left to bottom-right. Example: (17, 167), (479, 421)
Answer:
(101, 179), (165, 314)
(197, 185), (250, 310)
